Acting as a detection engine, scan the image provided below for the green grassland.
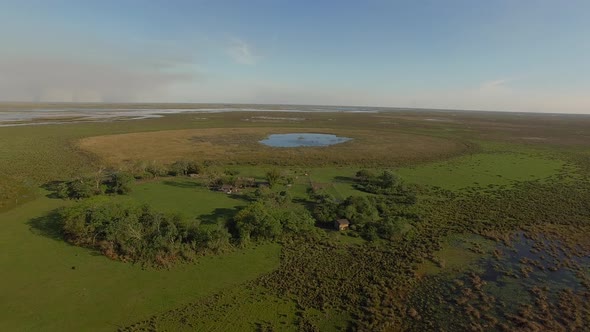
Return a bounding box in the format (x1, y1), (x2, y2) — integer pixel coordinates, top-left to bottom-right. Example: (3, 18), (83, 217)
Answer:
(2, 108), (588, 211)
(128, 179), (245, 224)
(0, 186), (280, 331)
(1, 105), (590, 330)
(397, 152), (565, 190)
(125, 284), (350, 332)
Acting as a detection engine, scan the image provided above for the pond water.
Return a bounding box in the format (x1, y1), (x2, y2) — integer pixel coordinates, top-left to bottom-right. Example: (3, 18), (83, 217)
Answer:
(259, 133), (352, 147)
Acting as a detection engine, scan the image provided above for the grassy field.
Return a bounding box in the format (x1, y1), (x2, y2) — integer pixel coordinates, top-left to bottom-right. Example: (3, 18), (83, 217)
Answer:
(128, 179), (246, 224)
(0, 186), (280, 331)
(397, 151), (565, 190)
(125, 284), (350, 332)
(3, 107), (589, 211)
(78, 126), (467, 167)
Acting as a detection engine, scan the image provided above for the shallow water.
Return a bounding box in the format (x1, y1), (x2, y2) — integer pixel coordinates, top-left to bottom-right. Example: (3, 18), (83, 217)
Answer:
(409, 232), (590, 330)
(259, 133), (352, 147)
(0, 106), (381, 127)
(480, 233), (589, 292)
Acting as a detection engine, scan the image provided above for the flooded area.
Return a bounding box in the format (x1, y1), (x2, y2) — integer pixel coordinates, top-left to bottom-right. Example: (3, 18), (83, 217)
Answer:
(0, 109), (192, 127)
(409, 231), (590, 330)
(0, 106), (382, 127)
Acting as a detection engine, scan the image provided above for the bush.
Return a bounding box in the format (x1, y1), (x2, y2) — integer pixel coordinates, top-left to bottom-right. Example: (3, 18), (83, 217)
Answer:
(145, 162), (168, 177)
(169, 160), (202, 176)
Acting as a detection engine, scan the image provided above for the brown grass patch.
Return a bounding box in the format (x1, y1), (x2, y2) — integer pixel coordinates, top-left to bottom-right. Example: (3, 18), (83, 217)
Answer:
(78, 127), (470, 167)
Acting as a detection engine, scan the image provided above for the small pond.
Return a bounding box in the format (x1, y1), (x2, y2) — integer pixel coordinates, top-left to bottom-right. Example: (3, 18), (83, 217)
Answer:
(259, 133), (352, 147)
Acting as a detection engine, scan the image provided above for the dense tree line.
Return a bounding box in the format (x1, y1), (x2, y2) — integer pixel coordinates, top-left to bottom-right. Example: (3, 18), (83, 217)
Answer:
(130, 160), (202, 179)
(58, 198), (231, 266)
(56, 185), (321, 265)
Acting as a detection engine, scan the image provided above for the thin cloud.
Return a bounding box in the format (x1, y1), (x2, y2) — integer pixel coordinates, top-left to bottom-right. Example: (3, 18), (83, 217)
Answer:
(479, 78), (516, 93)
(227, 38), (260, 65)
(0, 56), (193, 102)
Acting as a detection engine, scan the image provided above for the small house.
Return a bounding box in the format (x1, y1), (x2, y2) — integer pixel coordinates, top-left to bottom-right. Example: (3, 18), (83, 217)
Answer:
(335, 219), (350, 231)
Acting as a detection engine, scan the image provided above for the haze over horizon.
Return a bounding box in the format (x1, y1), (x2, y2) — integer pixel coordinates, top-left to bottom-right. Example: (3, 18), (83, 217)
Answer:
(1, 1), (589, 114)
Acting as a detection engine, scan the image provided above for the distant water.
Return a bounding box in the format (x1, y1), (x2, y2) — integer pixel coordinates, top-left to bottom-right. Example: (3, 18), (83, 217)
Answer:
(0, 105), (382, 127)
(260, 133), (352, 147)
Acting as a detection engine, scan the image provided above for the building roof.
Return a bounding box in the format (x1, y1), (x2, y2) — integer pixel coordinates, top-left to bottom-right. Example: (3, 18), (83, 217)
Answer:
(336, 218), (350, 225)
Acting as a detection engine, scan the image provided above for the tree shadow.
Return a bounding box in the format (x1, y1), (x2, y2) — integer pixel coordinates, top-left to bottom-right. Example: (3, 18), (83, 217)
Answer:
(198, 207), (241, 226)
(232, 192), (259, 203)
(333, 175), (355, 183)
(27, 209), (64, 241)
(40, 180), (66, 199)
(293, 197), (314, 211)
(161, 180), (203, 189)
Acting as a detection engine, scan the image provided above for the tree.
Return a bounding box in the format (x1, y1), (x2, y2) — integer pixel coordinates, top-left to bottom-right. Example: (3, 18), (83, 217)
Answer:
(279, 208), (315, 233)
(266, 169), (282, 188)
(93, 166), (107, 192)
(379, 171), (399, 189)
(355, 169), (374, 183)
(186, 161), (201, 175)
(109, 172), (134, 194)
(146, 162), (167, 178)
(68, 179), (94, 199)
(56, 182), (70, 199)
(234, 201), (282, 243)
(169, 160), (190, 176)
(206, 227), (232, 252)
(341, 196), (380, 228)
(312, 193), (339, 225)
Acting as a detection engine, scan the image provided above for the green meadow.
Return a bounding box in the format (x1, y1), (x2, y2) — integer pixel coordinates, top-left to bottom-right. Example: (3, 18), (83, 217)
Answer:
(397, 152), (565, 190)
(0, 187), (279, 331)
(1, 108), (589, 330)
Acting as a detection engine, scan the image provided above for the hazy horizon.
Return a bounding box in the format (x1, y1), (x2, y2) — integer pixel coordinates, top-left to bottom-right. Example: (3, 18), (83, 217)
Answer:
(1, 1), (589, 114)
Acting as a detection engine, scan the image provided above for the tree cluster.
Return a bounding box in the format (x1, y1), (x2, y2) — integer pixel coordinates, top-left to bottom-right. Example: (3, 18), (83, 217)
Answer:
(265, 168), (295, 188)
(312, 191), (418, 241)
(130, 160), (202, 179)
(58, 198), (231, 266)
(232, 190), (317, 246)
(206, 172), (256, 190)
(56, 171), (134, 199)
(168, 160), (202, 177)
(354, 170), (417, 204)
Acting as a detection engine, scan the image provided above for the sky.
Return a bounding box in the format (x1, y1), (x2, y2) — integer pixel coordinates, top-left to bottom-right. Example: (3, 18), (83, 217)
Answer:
(0, 0), (589, 113)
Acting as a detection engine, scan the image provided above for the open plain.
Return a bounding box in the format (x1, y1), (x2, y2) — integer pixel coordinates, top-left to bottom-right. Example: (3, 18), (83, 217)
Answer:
(1, 104), (589, 331)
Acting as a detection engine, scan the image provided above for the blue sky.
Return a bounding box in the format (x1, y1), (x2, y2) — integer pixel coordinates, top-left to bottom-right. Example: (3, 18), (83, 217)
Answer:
(0, 0), (588, 113)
